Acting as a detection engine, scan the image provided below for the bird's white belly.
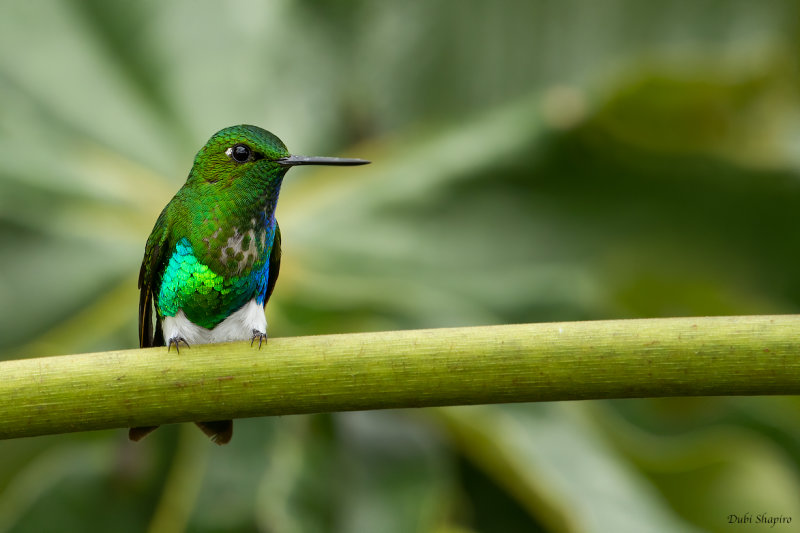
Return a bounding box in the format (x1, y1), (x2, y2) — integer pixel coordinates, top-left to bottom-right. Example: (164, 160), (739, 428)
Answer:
(161, 297), (267, 345)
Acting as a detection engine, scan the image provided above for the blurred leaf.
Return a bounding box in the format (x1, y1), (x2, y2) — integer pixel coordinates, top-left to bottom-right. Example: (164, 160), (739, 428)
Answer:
(435, 405), (702, 533)
(591, 401), (800, 531)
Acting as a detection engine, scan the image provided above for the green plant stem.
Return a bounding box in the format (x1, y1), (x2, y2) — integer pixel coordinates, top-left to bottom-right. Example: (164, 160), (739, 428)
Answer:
(1, 315), (799, 440)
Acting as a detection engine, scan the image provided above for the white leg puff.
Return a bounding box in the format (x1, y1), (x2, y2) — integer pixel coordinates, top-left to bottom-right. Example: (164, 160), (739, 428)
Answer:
(161, 298), (267, 346)
(210, 298), (267, 343)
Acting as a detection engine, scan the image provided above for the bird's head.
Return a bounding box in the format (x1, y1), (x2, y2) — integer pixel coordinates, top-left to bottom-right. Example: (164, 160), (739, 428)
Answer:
(186, 124), (368, 199)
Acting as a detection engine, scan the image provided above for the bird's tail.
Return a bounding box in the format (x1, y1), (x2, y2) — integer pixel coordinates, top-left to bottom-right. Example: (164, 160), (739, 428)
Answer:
(128, 420), (233, 445)
(194, 420), (233, 445)
(129, 425), (160, 442)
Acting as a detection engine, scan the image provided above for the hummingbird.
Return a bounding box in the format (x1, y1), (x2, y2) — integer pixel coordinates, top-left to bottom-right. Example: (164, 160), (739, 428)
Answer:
(131, 124), (369, 444)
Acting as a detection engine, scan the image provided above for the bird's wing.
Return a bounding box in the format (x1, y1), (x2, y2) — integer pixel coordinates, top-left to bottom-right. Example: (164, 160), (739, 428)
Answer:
(264, 222), (282, 306)
(138, 210), (171, 348)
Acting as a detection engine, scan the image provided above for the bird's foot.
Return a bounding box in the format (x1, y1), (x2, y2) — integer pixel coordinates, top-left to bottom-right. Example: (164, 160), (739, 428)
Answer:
(168, 336), (190, 353)
(250, 329), (267, 349)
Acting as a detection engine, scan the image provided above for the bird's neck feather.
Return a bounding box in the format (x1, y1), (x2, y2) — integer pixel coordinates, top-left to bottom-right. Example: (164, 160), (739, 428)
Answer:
(178, 178), (281, 275)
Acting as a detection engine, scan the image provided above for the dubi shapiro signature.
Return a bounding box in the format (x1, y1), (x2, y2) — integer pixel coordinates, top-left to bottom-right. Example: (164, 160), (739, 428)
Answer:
(728, 513), (792, 527)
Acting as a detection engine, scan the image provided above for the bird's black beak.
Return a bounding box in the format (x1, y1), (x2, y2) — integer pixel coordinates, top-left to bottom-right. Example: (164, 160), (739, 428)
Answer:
(277, 155), (370, 167)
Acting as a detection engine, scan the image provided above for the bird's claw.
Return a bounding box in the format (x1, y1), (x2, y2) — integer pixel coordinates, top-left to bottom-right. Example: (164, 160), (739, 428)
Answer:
(168, 336), (190, 353)
(251, 329), (267, 349)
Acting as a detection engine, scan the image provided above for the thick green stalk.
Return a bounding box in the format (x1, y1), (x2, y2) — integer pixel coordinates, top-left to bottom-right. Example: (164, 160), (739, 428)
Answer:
(1, 315), (799, 440)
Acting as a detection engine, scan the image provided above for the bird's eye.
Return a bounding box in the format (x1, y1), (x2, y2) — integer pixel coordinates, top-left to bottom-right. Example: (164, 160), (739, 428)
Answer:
(226, 144), (252, 163)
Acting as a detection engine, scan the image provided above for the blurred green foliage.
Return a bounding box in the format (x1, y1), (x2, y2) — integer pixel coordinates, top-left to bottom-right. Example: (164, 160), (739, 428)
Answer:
(2, 1), (800, 532)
